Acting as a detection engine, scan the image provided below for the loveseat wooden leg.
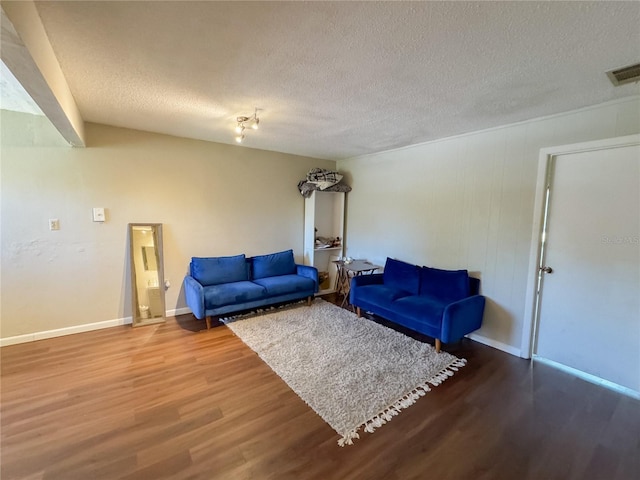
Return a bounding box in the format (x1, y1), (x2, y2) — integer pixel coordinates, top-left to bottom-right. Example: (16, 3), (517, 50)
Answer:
(205, 316), (211, 330)
(307, 296), (312, 306)
(435, 338), (441, 353)
(356, 307), (361, 318)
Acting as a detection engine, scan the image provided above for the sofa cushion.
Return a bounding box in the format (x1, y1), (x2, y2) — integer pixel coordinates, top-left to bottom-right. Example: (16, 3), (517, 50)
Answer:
(419, 266), (470, 303)
(252, 249), (296, 279)
(253, 274), (315, 296)
(353, 284), (413, 310)
(393, 295), (447, 328)
(383, 258), (420, 295)
(203, 281), (266, 309)
(191, 255), (247, 286)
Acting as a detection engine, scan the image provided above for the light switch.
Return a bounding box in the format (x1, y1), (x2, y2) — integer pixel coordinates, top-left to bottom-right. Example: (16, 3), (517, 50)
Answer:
(49, 218), (60, 230)
(92, 207), (105, 222)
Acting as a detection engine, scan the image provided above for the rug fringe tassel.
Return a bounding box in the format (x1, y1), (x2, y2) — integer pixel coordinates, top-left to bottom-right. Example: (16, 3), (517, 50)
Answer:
(338, 430), (360, 447)
(338, 357), (467, 446)
(221, 299), (307, 323)
(429, 358), (467, 386)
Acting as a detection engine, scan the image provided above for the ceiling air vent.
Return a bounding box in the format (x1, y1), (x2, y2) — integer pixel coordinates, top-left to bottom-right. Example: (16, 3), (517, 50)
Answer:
(606, 62), (640, 86)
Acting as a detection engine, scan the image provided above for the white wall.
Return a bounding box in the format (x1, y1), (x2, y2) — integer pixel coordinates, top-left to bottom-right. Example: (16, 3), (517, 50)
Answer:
(1, 111), (334, 340)
(338, 97), (640, 355)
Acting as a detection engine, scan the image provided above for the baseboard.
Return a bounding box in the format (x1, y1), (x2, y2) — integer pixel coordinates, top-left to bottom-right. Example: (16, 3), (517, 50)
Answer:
(466, 332), (522, 357)
(0, 316), (133, 347)
(1, 309), (518, 354)
(0, 307), (194, 347)
(533, 355), (640, 400)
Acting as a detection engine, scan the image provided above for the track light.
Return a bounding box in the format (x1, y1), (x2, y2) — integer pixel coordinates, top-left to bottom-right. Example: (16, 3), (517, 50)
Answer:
(233, 107), (260, 143)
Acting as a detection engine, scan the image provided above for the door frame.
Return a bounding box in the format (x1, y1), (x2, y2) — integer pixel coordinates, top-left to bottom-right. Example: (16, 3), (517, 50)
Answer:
(520, 134), (640, 359)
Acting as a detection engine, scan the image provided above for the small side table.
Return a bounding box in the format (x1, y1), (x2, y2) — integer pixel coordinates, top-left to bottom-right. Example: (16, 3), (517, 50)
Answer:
(333, 259), (381, 308)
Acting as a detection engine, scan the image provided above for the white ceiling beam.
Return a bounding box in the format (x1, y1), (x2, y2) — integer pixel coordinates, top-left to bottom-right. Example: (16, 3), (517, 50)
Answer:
(1, 1), (84, 147)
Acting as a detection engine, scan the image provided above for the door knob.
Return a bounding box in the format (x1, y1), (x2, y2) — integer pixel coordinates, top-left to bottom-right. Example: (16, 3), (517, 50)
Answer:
(540, 266), (553, 274)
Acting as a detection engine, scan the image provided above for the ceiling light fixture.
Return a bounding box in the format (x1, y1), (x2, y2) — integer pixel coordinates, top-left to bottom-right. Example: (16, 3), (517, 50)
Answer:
(234, 107), (260, 143)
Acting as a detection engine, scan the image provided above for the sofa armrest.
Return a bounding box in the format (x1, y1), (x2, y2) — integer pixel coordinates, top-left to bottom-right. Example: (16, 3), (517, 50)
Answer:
(296, 264), (319, 293)
(350, 273), (384, 305)
(441, 295), (486, 343)
(183, 275), (205, 319)
(351, 273), (384, 288)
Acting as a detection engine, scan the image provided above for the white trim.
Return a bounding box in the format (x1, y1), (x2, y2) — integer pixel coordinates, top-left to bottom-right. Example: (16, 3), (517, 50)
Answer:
(466, 332), (521, 357)
(0, 307), (195, 347)
(521, 134), (640, 358)
(0, 316), (133, 347)
(533, 355), (640, 400)
(521, 140), (553, 359)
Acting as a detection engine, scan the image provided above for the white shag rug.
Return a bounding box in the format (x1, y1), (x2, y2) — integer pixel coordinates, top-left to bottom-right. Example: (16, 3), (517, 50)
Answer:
(222, 298), (466, 446)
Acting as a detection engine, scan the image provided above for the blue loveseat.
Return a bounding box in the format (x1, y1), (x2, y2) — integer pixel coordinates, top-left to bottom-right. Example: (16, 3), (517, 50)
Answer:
(184, 249), (318, 329)
(350, 257), (485, 352)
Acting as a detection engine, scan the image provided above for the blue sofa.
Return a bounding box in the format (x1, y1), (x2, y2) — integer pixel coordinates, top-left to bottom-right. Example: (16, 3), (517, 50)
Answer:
(184, 249), (318, 329)
(350, 257), (485, 352)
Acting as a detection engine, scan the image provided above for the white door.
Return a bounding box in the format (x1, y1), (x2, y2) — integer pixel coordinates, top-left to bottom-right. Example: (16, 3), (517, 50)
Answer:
(534, 142), (640, 393)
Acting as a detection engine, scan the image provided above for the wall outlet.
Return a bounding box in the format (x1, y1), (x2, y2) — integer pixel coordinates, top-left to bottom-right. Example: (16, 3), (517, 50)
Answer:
(49, 218), (60, 230)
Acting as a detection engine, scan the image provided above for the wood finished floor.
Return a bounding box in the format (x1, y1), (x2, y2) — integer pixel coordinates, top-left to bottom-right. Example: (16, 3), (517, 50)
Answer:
(2, 299), (639, 480)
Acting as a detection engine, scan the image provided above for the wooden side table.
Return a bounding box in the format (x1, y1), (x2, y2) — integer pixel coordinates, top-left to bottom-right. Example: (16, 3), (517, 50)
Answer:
(333, 259), (381, 308)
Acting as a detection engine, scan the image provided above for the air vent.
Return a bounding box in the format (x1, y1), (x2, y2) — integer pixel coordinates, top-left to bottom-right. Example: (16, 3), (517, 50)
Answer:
(606, 62), (640, 86)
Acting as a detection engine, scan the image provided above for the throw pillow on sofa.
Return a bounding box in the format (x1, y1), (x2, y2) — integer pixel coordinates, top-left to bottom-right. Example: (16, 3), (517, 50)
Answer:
(420, 266), (470, 303)
(252, 249), (296, 279)
(383, 257), (421, 295)
(191, 254), (248, 286)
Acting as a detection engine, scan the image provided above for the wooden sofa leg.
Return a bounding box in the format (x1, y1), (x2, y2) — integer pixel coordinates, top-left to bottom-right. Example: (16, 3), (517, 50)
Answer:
(307, 296), (312, 306)
(205, 316), (211, 330)
(435, 338), (441, 353)
(356, 307), (361, 318)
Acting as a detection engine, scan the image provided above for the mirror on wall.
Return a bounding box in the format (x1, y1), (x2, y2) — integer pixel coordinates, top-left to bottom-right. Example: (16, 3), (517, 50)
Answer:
(129, 223), (166, 327)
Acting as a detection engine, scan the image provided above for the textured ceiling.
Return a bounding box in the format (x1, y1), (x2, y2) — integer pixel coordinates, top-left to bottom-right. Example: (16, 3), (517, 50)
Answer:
(25, 1), (640, 159)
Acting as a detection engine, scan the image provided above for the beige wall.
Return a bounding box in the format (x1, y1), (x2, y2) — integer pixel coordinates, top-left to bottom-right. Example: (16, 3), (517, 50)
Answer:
(3, 97), (639, 349)
(338, 97), (640, 355)
(1, 111), (334, 339)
